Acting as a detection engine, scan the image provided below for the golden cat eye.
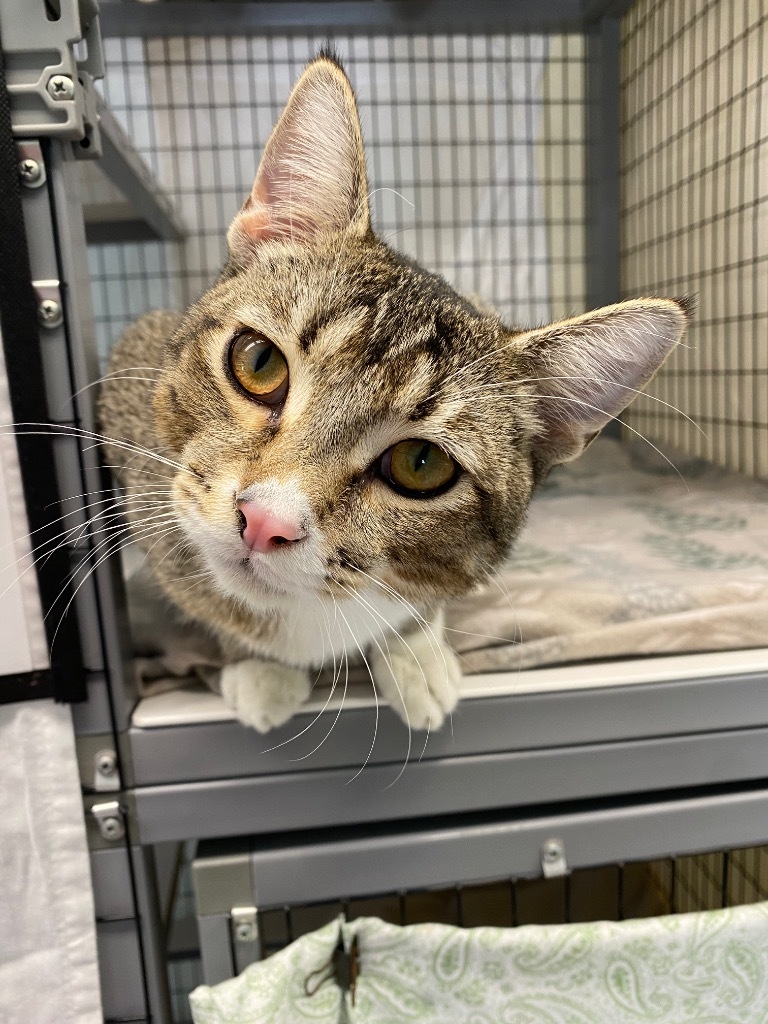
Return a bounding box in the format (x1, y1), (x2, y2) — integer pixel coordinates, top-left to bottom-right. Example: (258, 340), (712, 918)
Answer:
(380, 439), (459, 497)
(228, 330), (289, 404)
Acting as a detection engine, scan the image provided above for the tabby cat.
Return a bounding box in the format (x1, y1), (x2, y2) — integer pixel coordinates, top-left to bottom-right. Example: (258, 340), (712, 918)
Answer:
(99, 54), (689, 733)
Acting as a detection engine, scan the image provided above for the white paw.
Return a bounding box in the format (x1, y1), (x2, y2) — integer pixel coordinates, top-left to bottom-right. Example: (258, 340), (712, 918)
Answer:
(220, 658), (311, 732)
(370, 627), (461, 731)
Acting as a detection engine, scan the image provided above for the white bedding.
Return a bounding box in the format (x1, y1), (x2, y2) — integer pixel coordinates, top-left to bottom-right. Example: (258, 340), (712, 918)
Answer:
(0, 703), (102, 1024)
(449, 437), (768, 673)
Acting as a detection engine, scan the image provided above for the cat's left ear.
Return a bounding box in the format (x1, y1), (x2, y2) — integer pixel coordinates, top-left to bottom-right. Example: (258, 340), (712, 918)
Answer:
(513, 297), (692, 473)
(227, 54), (369, 261)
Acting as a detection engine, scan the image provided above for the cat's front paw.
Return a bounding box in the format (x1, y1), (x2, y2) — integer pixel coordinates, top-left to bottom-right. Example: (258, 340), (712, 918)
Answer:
(220, 658), (311, 732)
(370, 626), (461, 731)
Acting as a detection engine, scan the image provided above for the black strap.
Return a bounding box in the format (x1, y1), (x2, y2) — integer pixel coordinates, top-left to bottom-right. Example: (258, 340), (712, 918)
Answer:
(0, 40), (85, 702)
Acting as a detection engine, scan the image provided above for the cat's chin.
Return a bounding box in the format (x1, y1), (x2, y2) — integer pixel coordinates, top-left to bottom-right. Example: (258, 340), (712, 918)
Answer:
(210, 551), (322, 608)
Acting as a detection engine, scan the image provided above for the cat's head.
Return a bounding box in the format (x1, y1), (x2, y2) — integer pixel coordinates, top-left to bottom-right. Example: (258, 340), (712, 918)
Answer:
(153, 54), (689, 609)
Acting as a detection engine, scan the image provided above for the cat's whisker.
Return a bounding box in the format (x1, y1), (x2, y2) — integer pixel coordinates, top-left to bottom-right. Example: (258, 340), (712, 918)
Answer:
(0, 496), (176, 605)
(348, 566), (448, 678)
(165, 568), (213, 586)
(443, 624), (523, 646)
(261, 600), (346, 757)
(3, 423), (198, 479)
(532, 394), (690, 486)
(333, 578), (423, 782)
(272, 592), (361, 765)
(0, 488), (173, 560)
(458, 374), (704, 436)
(100, 464), (176, 483)
(139, 505), (202, 581)
(68, 366), (163, 405)
(367, 186), (415, 210)
(59, 499), (176, 555)
(274, 659), (349, 761)
(465, 552), (525, 652)
(49, 520), (180, 648)
(60, 512), (179, 595)
(347, 572), (451, 754)
(324, 593), (385, 784)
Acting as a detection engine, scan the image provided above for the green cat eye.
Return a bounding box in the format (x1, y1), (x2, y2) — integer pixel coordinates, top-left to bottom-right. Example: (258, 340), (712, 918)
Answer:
(380, 439), (459, 497)
(228, 330), (289, 405)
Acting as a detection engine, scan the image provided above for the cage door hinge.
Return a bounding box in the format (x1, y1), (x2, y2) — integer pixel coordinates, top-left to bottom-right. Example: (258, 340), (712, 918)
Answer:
(2, 0), (104, 155)
(541, 838), (569, 878)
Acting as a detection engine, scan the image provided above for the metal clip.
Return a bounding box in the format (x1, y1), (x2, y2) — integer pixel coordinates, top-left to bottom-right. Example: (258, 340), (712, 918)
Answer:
(33, 281), (64, 330)
(305, 930), (359, 1006)
(231, 906), (258, 944)
(93, 748), (120, 792)
(16, 142), (46, 188)
(541, 838), (568, 879)
(91, 800), (125, 842)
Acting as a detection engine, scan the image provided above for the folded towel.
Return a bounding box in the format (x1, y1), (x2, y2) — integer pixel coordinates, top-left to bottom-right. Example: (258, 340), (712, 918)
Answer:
(190, 904), (768, 1023)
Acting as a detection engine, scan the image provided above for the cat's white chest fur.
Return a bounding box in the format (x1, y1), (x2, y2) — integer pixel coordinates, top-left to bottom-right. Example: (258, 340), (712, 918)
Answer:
(243, 585), (416, 669)
(219, 584), (462, 733)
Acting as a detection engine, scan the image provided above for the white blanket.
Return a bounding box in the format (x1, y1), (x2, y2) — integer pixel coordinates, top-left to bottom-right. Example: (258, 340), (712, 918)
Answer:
(448, 437), (768, 673)
(0, 702), (102, 1024)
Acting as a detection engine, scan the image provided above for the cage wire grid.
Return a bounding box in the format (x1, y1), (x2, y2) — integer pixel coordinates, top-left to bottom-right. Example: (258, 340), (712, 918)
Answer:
(621, 0), (768, 478)
(88, 31), (589, 366)
(84, 10), (768, 1022)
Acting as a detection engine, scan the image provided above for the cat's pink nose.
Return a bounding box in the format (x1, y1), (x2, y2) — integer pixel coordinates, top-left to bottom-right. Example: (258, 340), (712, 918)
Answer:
(237, 501), (305, 553)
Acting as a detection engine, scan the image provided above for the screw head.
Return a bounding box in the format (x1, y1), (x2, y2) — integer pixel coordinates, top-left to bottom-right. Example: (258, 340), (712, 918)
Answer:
(235, 922), (256, 942)
(542, 840), (563, 862)
(101, 817), (124, 840)
(47, 75), (75, 101)
(96, 751), (117, 777)
(18, 158), (42, 184)
(38, 298), (63, 329)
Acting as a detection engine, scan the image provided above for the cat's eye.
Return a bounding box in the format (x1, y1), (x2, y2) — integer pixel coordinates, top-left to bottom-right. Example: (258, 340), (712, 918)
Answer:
(380, 439), (459, 497)
(228, 330), (289, 405)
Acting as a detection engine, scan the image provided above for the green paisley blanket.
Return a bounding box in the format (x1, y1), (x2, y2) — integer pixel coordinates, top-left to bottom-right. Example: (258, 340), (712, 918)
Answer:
(189, 904), (768, 1023)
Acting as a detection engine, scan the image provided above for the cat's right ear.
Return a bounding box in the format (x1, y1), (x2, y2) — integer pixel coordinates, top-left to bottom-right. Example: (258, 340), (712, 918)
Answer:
(512, 297), (691, 475)
(227, 55), (370, 261)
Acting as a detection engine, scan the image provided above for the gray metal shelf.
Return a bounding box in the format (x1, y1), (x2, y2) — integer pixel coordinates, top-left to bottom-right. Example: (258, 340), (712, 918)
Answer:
(127, 668), (768, 786)
(82, 98), (185, 243)
(192, 784), (768, 983)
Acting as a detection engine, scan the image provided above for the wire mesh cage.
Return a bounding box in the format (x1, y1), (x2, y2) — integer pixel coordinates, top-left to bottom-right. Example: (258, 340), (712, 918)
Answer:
(66, 2), (768, 1018)
(88, 30), (589, 359)
(250, 844), (768, 958)
(621, 0), (768, 476)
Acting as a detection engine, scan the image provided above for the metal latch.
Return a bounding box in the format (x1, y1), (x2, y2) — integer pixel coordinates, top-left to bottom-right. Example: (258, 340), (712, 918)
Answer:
(541, 838), (568, 878)
(231, 906), (258, 943)
(91, 800), (125, 841)
(93, 748), (121, 792)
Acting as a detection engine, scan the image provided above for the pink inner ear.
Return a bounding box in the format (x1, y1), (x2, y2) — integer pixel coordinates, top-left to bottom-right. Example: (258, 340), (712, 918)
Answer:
(234, 196), (272, 243)
(231, 167), (331, 247)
